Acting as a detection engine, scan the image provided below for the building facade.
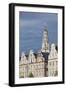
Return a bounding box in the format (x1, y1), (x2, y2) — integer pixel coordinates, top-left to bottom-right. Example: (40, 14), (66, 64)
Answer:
(48, 44), (58, 76)
(19, 27), (58, 78)
(19, 50), (45, 78)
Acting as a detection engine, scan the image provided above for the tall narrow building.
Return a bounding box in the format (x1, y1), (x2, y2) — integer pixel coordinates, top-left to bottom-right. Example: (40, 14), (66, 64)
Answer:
(41, 26), (49, 77)
(41, 26), (49, 53)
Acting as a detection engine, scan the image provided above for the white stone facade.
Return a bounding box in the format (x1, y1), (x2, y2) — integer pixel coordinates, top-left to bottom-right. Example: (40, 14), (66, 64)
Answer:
(19, 44), (58, 78)
(48, 44), (58, 76)
(19, 50), (45, 78)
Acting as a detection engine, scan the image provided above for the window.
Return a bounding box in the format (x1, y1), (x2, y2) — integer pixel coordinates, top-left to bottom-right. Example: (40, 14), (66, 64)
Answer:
(53, 62), (54, 66)
(50, 62), (51, 66)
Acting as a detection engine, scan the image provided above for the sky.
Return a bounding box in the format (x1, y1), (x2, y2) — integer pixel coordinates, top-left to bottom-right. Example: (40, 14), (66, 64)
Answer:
(19, 11), (58, 55)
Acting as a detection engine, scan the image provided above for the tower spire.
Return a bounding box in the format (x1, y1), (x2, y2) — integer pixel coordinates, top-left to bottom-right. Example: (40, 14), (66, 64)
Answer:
(41, 26), (49, 53)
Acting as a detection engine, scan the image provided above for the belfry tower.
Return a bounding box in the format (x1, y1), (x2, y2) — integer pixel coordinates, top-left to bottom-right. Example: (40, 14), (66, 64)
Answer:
(42, 26), (49, 53)
(41, 26), (49, 77)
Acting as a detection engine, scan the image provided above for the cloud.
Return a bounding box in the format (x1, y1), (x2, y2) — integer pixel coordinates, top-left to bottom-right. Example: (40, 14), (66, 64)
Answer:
(19, 19), (40, 28)
(19, 12), (57, 31)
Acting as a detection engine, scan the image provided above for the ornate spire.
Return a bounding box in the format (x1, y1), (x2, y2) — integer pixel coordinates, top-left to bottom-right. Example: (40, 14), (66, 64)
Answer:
(41, 26), (49, 53)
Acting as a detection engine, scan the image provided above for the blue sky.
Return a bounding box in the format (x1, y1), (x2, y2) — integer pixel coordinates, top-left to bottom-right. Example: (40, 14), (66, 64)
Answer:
(19, 12), (58, 55)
